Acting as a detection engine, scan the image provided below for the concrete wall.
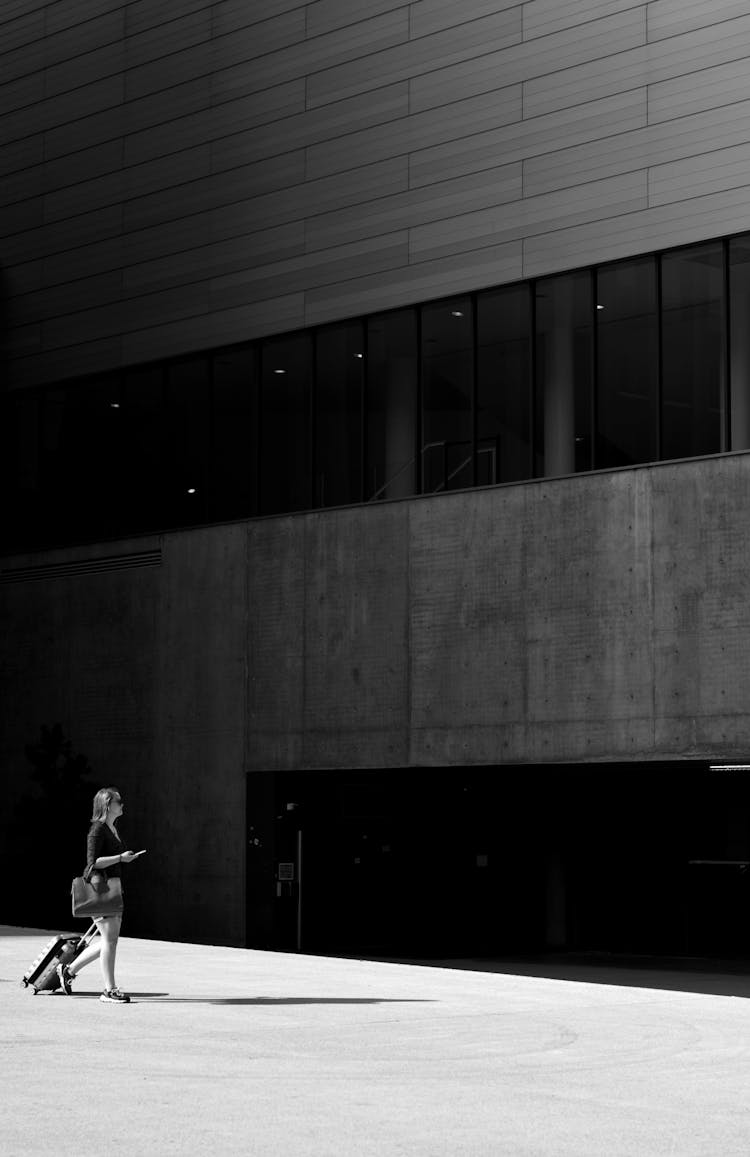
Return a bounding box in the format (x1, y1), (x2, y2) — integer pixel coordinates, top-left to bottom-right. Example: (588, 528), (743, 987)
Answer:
(3, 454), (750, 942)
(5, 0), (750, 386)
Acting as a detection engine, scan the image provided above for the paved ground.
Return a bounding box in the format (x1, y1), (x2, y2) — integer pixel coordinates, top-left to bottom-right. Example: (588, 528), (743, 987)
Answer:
(3, 926), (750, 1155)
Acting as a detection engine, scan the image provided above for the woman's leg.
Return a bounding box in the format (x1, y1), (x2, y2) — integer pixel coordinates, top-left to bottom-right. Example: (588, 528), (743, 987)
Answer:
(98, 915), (122, 991)
(68, 932), (101, 977)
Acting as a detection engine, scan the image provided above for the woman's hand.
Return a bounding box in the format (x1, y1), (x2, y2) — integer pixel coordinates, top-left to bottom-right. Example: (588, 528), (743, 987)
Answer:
(120, 850), (141, 863)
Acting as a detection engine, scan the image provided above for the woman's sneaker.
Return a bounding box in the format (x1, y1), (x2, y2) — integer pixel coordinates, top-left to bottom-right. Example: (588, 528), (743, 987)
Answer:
(56, 963), (74, 995)
(100, 988), (130, 1004)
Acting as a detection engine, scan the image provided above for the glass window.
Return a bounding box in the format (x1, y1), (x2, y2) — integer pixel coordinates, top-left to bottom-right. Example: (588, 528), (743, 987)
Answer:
(661, 243), (725, 460)
(39, 387), (74, 542)
(535, 272), (593, 476)
(477, 284), (531, 484)
(37, 387), (67, 541)
(315, 321), (364, 508)
(2, 391), (41, 549)
(662, 243), (725, 460)
(596, 258), (658, 469)
(212, 346), (258, 520)
(730, 235), (750, 450)
(121, 365), (165, 533)
(11, 232), (748, 548)
(164, 358), (211, 525)
(365, 309), (417, 502)
(38, 375), (126, 544)
(260, 333), (312, 515)
(421, 297), (473, 493)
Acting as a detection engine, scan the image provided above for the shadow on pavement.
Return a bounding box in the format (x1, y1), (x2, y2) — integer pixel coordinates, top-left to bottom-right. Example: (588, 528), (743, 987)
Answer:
(0, 928), (53, 937)
(371, 953), (750, 999)
(73, 993), (432, 1005)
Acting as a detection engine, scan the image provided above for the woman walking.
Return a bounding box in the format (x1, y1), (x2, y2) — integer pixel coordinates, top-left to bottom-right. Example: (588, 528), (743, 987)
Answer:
(58, 787), (145, 1003)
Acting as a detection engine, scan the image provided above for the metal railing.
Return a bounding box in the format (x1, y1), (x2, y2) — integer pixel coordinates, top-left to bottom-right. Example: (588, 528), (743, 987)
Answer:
(367, 440), (498, 502)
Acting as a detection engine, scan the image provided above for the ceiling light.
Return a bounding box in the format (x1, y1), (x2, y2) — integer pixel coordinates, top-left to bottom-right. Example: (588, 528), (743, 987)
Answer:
(273, 368), (286, 374)
(109, 402), (120, 409)
(187, 488), (196, 494)
(355, 353), (364, 359)
(451, 310), (464, 317)
(596, 304), (605, 311)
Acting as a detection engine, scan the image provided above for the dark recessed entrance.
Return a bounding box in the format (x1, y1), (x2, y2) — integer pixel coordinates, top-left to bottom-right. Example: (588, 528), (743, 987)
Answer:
(246, 763), (750, 961)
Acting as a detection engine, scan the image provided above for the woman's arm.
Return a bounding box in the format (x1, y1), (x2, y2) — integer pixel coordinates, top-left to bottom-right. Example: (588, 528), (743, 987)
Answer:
(87, 823), (104, 870)
(93, 851), (140, 867)
(93, 854), (123, 869)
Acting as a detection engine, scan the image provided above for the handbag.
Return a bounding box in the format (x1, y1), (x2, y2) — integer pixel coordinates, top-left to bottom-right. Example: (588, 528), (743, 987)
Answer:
(71, 866), (124, 918)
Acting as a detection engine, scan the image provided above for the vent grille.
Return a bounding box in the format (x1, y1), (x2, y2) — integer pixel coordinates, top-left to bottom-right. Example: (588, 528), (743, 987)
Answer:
(0, 549), (162, 584)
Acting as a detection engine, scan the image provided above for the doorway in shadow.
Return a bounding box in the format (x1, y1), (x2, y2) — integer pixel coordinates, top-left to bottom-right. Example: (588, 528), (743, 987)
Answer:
(247, 762), (750, 963)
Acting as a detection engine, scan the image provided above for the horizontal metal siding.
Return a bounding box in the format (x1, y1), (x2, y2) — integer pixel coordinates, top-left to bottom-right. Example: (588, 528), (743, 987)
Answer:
(305, 163), (523, 253)
(209, 83), (409, 173)
(307, 8), (523, 108)
(305, 0), (404, 39)
(410, 0), (522, 40)
(524, 99), (750, 196)
(0, 8), (44, 54)
(15, 271), (124, 323)
(409, 9), (646, 112)
(409, 89), (647, 188)
(1, 75), (124, 140)
(0, 136), (44, 180)
(522, 184), (750, 276)
(120, 150), (308, 232)
(0, 0), (46, 22)
(54, 0), (174, 34)
(646, 0), (750, 42)
(4, 206), (123, 267)
(410, 171), (648, 264)
(122, 222), (306, 296)
(0, 10), (125, 85)
(524, 11), (750, 119)
(212, 0), (305, 36)
(523, 0), (644, 40)
(304, 240), (523, 326)
(212, 0), (304, 37)
(305, 85), (522, 180)
(120, 293), (307, 364)
(648, 57), (750, 122)
(6, 0), (750, 388)
(648, 141), (750, 206)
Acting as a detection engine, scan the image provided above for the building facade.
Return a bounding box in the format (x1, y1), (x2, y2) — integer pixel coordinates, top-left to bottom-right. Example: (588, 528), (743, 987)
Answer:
(4, 1), (750, 955)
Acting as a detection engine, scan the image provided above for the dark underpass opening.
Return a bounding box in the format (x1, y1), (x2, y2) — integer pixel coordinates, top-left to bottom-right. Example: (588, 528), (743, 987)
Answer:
(246, 762), (750, 962)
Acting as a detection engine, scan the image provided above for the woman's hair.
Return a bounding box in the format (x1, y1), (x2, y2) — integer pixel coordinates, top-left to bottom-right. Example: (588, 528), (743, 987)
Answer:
(91, 787), (121, 823)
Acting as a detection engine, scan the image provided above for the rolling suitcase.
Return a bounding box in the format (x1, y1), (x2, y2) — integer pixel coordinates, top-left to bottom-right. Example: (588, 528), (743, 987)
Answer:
(21, 923), (99, 994)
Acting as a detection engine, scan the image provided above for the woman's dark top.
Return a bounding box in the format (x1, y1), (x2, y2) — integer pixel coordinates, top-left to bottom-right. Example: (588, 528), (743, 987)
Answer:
(86, 821), (123, 879)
